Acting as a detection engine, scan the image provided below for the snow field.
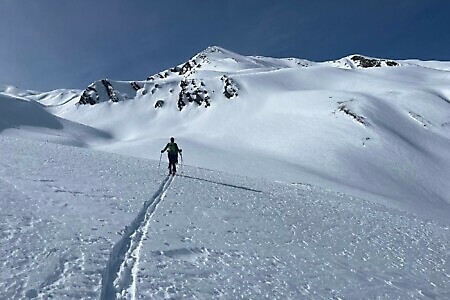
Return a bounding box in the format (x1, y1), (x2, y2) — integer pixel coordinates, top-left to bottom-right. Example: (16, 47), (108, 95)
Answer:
(0, 136), (164, 299)
(0, 134), (449, 299)
(32, 55), (450, 224)
(1, 47), (450, 299)
(136, 168), (450, 299)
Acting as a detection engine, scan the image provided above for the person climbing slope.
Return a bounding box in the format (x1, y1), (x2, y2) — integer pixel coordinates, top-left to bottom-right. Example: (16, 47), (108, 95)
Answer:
(161, 137), (182, 175)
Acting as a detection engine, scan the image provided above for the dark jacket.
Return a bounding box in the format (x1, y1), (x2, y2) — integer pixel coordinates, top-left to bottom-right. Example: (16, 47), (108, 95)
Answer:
(162, 142), (181, 155)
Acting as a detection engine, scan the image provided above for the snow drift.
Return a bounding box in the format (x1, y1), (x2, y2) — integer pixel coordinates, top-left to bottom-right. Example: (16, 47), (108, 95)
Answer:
(0, 89), (111, 146)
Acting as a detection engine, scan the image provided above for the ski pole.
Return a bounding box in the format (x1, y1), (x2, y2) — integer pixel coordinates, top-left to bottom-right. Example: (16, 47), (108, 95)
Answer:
(180, 152), (184, 174)
(158, 152), (162, 169)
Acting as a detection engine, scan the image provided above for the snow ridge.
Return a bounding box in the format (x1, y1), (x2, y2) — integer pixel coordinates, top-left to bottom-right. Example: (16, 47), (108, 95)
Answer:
(100, 175), (174, 300)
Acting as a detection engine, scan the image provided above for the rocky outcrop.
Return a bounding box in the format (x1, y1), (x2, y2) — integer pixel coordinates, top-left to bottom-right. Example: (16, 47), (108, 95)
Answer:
(170, 59), (203, 76)
(177, 79), (210, 110)
(79, 85), (99, 105)
(154, 100), (165, 109)
(351, 55), (398, 68)
(79, 48), (402, 109)
(102, 80), (119, 102)
(338, 104), (367, 126)
(167, 47), (220, 76)
(334, 101), (369, 126)
(131, 82), (142, 91)
(221, 75), (239, 99)
(409, 111), (432, 128)
(78, 80), (119, 105)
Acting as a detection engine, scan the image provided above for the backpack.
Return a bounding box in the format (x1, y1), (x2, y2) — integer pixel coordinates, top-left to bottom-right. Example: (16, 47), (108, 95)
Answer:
(167, 142), (178, 154)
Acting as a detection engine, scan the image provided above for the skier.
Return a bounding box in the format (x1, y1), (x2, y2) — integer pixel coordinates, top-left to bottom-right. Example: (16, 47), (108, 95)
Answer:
(161, 137), (182, 175)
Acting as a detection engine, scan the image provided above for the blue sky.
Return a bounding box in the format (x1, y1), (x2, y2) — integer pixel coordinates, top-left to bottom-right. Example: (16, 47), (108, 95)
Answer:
(0, 0), (449, 91)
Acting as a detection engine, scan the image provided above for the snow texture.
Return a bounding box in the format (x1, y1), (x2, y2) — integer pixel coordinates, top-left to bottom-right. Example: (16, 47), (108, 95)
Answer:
(1, 47), (450, 299)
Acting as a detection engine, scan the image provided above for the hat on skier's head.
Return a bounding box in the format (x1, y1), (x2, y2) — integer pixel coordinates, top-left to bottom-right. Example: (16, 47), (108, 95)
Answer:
(170, 137), (175, 142)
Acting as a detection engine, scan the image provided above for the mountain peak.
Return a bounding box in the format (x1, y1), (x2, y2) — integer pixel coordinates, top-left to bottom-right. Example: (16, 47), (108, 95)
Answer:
(197, 46), (239, 57)
(73, 48), (406, 107)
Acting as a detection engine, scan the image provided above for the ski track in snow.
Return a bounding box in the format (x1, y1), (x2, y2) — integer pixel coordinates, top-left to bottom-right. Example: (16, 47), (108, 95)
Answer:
(0, 136), (168, 299)
(0, 135), (449, 299)
(100, 174), (174, 300)
(3, 48), (450, 298)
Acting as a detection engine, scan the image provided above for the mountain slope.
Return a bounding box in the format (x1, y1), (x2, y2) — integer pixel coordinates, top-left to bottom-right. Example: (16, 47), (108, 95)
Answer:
(19, 47), (450, 221)
(0, 135), (448, 299)
(1, 47), (449, 298)
(2, 47), (450, 224)
(0, 92), (112, 146)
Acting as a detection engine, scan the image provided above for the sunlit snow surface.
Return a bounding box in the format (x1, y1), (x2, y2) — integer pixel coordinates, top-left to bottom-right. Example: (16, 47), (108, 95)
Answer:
(0, 136), (448, 299)
(1, 48), (450, 299)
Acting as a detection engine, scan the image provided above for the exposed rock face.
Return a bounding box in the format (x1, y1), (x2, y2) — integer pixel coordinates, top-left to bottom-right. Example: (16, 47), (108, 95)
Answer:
(336, 101), (369, 126)
(78, 80), (119, 105)
(79, 85), (99, 105)
(351, 55), (398, 68)
(169, 47), (222, 76)
(221, 75), (239, 99)
(77, 48), (400, 109)
(154, 100), (165, 108)
(131, 82), (142, 91)
(171, 58), (203, 76)
(409, 111), (432, 128)
(102, 80), (119, 102)
(177, 79), (211, 110)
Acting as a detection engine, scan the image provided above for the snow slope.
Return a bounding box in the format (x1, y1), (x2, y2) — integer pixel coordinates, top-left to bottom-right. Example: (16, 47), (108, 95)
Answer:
(0, 136), (163, 298)
(6, 46), (448, 224)
(0, 91), (112, 147)
(1, 47), (450, 298)
(0, 135), (448, 299)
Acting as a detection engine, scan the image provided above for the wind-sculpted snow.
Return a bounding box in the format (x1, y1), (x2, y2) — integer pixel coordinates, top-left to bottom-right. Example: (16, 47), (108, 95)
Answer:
(2, 47), (450, 298)
(4, 47), (450, 224)
(0, 92), (112, 146)
(0, 93), (63, 133)
(0, 136), (164, 298)
(135, 168), (450, 299)
(0, 135), (449, 299)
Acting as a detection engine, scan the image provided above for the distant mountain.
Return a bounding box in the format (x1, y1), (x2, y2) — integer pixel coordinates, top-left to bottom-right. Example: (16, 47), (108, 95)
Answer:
(75, 47), (403, 109)
(1, 46), (450, 223)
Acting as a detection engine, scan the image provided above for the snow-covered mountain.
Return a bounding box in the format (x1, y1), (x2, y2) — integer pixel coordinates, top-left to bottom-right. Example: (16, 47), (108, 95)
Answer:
(3, 46), (449, 223)
(1, 47), (449, 298)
